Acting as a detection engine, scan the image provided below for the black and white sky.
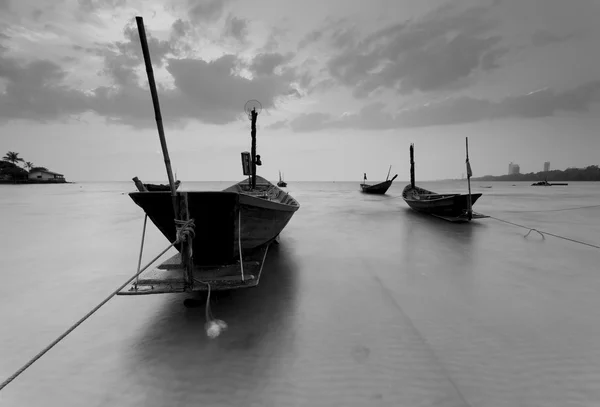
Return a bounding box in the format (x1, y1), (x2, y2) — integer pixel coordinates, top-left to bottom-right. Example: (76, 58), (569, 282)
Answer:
(1, 0), (599, 181)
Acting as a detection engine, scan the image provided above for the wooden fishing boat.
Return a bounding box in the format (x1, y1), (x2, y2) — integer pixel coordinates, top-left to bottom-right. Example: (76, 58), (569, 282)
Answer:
(277, 171), (287, 187)
(122, 174), (299, 294)
(360, 166), (398, 195)
(117, 18), (299, 296)
(402, 141), (488, 222)
(130, 175), (297, 261)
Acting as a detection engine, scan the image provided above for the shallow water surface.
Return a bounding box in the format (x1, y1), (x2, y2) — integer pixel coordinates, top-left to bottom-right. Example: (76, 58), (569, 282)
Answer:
(1, 181), (600, 406)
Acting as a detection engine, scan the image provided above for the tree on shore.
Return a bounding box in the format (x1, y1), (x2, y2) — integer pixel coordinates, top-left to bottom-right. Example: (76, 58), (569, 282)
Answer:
(2, 152), (24, 166)
(2, 151), (60, 182)
(0, 161), (28, 181)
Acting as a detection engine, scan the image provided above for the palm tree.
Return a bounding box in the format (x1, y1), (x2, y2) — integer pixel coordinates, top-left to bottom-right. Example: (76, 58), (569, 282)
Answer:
(25, 161), (34, 171)
(2, 151), (24, 165)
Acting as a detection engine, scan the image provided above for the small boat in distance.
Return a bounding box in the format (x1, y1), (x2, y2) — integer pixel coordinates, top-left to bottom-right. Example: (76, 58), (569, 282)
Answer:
(360, 165), (398, 195)
(532, 179), (568, 186)
(402, 139), (488, 222)
(277, 171), (287, 187)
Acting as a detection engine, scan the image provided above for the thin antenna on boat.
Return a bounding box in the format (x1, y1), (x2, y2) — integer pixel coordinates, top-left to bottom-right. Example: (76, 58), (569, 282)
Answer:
(135, 16), (178, 212)
(465, 137), (473, 220)
(409, 144), (415, 188)
(386, 165), (392, 181)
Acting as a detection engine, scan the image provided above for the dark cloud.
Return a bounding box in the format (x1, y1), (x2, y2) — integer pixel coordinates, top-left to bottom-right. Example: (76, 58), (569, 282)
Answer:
(297, 18), (355, 50)
(0, 0), (9, 10)
(265, 120), (288, 130)
(297, 30), (323, 50)
(31, 9), (43, 21)
(259, 26), (289, 53)
(171, 19), (190, 39)
(249, 52), (293, 76)
(78, 0), (126, 12)
(0, 21), (303, 128)
(222, 14), (248, 42)
(314, 2), (507, 98)
(531, 29), (577, 47)
(188, 0), (229, 23)
(281, 81), (600, 132)
(0, 53), (89, 121)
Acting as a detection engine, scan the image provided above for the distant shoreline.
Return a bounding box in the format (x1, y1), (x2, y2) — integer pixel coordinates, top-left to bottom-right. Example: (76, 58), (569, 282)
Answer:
(0, 180), (74, 185)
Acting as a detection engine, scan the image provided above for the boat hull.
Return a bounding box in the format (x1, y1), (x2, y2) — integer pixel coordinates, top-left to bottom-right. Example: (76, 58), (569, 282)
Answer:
(360, 180), (393, 195)
(130, 182), (299, 266)
(402, 185), (482, 217)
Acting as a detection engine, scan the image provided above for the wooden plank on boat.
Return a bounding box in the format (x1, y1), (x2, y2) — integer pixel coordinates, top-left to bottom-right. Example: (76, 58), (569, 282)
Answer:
(117, 243), (271, 295)
(431, 211), (490, 223)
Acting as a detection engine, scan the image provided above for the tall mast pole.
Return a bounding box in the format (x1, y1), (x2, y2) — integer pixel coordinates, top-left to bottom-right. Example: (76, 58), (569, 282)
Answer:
(135, 16), (178, 214)
(251, 108), (257, 189)
(466, 137), (473, 220)
(410, 144), (415, 189)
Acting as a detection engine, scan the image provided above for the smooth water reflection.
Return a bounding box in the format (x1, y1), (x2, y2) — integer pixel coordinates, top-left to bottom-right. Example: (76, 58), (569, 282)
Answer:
(1, 181), (599, 406)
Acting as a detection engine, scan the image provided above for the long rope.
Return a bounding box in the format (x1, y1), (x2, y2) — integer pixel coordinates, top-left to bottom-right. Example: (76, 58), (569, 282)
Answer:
(0, 239), (180, 391)
(502, 204), (600, 213)
(135, 214), (148, 289)
(379, 197), (600, 214)
(489, 216), (600, 249)
(0, 217), (197, 391)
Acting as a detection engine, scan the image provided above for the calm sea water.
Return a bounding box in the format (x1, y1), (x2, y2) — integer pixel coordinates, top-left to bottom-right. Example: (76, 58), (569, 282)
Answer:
(1, 180), (600, 406)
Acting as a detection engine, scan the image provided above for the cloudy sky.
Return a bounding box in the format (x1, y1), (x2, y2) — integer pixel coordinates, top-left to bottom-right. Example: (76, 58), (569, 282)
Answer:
(1, 0), (599, 181)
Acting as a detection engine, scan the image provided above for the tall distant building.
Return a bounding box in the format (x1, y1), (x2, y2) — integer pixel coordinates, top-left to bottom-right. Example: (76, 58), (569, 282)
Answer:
(544, 161), (550, 172)
(508, 162), (521, 175)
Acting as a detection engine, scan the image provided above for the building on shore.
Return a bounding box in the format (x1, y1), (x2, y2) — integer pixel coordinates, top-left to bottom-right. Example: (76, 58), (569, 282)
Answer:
(28, 170), (66, 183)
(544, 161), (550, 172)
(508, 162), (521, 175)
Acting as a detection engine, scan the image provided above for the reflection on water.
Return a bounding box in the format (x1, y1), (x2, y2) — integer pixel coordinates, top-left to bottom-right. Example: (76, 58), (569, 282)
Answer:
(401, 208), (477, 288)
(127, 244), (301, 403)
(1, 182), (600, 406)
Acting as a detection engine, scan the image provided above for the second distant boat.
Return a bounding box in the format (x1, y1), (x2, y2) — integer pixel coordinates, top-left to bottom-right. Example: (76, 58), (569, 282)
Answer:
(360, 165), (398, 195)
(402, 139), (488, 222)
(277, 171), (287, 187)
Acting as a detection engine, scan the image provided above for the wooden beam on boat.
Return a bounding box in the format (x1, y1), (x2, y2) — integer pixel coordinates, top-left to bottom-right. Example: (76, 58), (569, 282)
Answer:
(431, 211), (490, 223)
(176, 192), (194, 288)
(132, 176), (148, 192)
(117, 243), (271, 295)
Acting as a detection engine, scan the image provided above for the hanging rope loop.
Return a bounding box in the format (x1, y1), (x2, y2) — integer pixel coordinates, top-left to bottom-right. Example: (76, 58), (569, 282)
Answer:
(524, 228), (545, 239)
(490, 216), (600, 249)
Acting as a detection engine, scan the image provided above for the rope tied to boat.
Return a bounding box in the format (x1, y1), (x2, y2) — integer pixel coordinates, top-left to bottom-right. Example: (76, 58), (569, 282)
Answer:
(175, 217), (227, 338)
(490, 216), (600, 249)
(0, 228), (183, 392)
(175, 218), (196, 243)
(524, 228), (545, 239)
